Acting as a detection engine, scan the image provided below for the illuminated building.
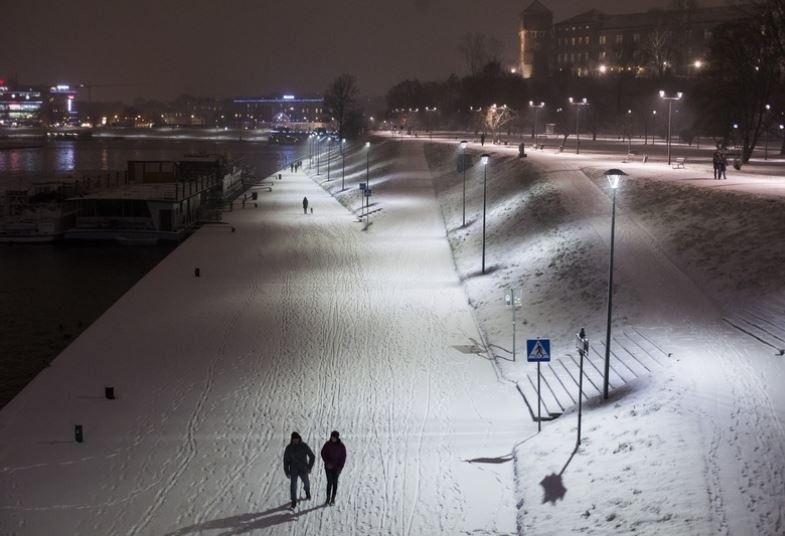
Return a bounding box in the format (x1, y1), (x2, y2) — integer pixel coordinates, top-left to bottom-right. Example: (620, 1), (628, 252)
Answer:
(0, 80), (44, 126)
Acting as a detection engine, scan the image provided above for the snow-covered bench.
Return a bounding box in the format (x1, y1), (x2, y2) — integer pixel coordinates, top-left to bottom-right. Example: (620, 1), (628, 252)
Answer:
(672, 157), (686, 169)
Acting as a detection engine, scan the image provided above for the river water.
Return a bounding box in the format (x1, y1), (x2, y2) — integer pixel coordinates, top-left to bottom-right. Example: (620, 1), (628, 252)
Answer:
(0, 135), (300, 408)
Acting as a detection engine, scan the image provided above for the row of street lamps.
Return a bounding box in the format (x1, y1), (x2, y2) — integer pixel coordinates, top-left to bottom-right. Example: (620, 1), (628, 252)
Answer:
(526, 91), (685, 158)
(459, 141), (625, 401)
(307, 134), (374, 192)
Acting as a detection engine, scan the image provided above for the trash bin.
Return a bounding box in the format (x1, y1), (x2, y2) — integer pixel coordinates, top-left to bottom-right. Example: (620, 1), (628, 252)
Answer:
(518, 142), (527, 158)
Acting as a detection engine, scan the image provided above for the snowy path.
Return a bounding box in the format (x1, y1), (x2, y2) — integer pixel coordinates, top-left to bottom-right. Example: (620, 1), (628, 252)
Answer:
(0, 142), (525, 535)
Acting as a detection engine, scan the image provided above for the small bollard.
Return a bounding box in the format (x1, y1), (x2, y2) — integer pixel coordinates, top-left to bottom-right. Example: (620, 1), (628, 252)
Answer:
(75, 424), (83, 443)
(105, 386), (115, 400)
(194, 267), (200, 277)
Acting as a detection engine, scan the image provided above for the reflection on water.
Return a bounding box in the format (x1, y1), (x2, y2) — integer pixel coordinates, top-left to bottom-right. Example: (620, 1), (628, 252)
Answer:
(0, 136), (301, 408)
(1, 137), (301, 185)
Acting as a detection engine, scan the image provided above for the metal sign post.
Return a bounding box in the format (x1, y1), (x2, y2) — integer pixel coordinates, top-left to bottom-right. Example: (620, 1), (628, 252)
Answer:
(575, 328), (589, 447)
(504, 288), (522, 361)
(527, 338), (551, 432)
(364, 188), (373, 227)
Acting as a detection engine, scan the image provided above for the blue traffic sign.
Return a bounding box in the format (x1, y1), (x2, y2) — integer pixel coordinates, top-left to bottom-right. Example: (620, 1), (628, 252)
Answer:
(527, 339), (551, 362)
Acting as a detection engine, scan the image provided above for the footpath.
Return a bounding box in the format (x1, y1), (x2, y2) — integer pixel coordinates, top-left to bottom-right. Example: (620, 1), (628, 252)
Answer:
(0, 142), (526, 535)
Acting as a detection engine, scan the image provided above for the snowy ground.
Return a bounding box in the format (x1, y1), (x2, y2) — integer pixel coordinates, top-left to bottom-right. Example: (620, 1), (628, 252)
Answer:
(0, 140), (527, 535)
(410, 132), (785, 535)
(2, 130), (785, 535)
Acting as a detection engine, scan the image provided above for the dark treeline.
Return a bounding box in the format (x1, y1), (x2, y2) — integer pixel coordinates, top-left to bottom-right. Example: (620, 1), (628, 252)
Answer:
(383, 0), (785, 163)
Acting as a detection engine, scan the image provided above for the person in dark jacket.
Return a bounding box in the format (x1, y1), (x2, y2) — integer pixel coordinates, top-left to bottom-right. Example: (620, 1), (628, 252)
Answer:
(320, 430), (347, 506)
(302, 197), (309, 214)
(284, 432), (315, 509)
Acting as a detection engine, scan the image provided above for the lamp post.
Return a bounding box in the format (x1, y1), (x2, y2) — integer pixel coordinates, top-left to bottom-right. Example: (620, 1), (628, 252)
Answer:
(764, 104), (771, 160)
(603, 168), (626, 400)
(659, 90), (683, 166)
(316, 136), (322, 175)
(529, 101), (545, 147)
(425, 106), (437, 138)
(341, 138), (347, 190)
(460, 140), (468, 227)
(365, 141), (371, 223)
(625, 109), (632, 154)
(481, 154), (490, 274)
(569, 97), (589, 154)
(326, 138), (332, 180)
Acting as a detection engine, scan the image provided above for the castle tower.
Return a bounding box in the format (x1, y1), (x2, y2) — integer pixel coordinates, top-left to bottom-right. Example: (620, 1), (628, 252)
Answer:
(519, 0), (553, 78)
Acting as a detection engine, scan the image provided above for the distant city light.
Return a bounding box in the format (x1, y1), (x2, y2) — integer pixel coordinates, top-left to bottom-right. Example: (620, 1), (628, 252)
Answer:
(599, 64), (607, 74)
(283, 95), (295, 100)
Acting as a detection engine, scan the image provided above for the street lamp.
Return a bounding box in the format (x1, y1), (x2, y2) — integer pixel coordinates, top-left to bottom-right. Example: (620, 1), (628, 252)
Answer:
(460, 140), (468, 227)
(326, 137), (332, 180)
(341, 138), (347, 190)
(364, 141), (371, 224)
(568, 97), (589, 154)
(481, 154), (490, 274)
(316, 136), (322, 175)
(625, 109), (632, 155)
(658, 90), (683, 166)
(603, 168), (626, 400)
(529, 101), (545, 146)
(764, 104), (771, 160)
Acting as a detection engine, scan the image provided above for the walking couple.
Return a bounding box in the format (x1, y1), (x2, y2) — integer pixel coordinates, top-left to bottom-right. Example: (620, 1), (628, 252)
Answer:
(283, 431), (346, 509)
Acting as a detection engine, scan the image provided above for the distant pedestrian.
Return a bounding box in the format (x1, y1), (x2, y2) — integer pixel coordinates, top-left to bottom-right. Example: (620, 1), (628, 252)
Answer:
(320, 431), (346, 506)
(303, 196), (309, 214)
(284, 432), (315, 509)
(480, 133), (486, 146)
(718, 152), (728, 179)
(712, 150), (721, 179)
(310, 207), (313, 214)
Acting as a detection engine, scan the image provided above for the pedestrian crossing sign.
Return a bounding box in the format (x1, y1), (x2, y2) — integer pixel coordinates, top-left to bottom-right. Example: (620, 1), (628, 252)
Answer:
(527, 339), (551, 362)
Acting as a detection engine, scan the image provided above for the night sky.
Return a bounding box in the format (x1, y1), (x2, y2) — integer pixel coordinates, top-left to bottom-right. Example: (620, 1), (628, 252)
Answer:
(2, 0), (725, 101)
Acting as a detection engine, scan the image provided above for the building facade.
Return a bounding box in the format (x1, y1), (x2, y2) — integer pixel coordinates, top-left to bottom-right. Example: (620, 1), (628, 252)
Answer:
(519, 1), (745, 79)
(518, 0), (553, 79)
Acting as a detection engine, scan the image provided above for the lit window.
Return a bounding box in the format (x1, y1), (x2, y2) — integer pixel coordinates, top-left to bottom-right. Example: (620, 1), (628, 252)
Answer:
(615, 34), (623, 44)
(599, 34), (607, 45)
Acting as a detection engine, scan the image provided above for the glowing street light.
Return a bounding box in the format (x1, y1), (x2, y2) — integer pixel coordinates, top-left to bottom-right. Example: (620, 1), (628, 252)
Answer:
(460, 140), (468, 227)
(658, 90), (683, 166)
(529, 101), (545, 146)
(326, 137), (332, 181)
(764, 104), (771, 160)
(603, 168), (627, 400)
(569, 97), (589, 154)
(481, 154), (490, 274)
(341, 138), (347, 190)
(625, 109), (632, 154)
(364, 141), (371, 225)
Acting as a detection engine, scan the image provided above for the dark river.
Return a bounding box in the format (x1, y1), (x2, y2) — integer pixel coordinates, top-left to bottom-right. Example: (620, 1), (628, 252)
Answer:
(0, 134), (300, 408)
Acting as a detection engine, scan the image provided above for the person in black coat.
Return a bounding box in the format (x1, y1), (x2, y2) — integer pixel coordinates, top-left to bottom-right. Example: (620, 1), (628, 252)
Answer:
(283, 432), (315, 509)
(320, 431), (347, 506)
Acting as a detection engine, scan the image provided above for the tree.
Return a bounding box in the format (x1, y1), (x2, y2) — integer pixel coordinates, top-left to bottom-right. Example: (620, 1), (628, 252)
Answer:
(457, 33), (503, 75)
(485, 104), (516, 142)
(323, 74), (359, 140)
(693, 15), (782, 162)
